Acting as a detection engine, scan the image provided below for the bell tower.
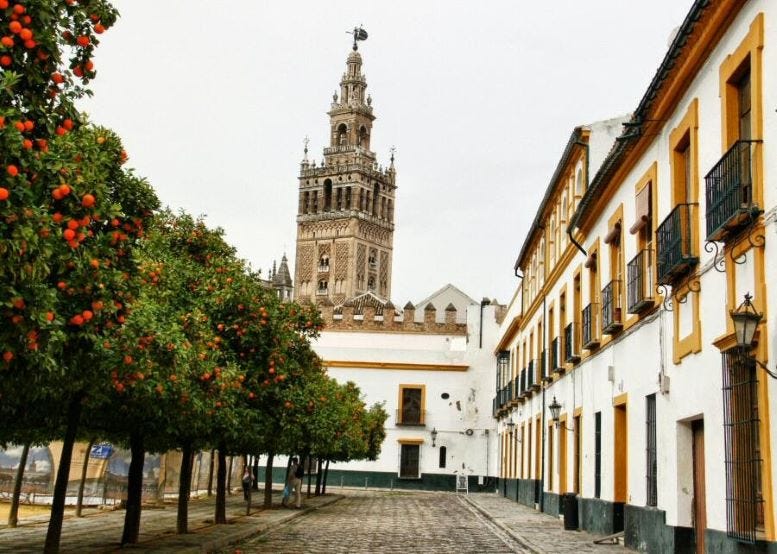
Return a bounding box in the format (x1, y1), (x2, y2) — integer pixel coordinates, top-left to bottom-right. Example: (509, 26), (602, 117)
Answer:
(294, 33), (397, 305)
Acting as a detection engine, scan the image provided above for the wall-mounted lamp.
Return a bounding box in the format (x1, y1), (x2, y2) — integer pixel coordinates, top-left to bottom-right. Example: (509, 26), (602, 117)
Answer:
(431, 427), (438, 447)
(730, 293), (777, 379)
(548, 396), (575, 431)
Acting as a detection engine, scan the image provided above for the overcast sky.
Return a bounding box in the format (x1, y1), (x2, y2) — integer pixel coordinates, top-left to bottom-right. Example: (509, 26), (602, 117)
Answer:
(81, 1), (694, 306)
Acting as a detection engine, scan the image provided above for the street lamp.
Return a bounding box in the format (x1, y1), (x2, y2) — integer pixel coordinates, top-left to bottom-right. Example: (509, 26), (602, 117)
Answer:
(548, 396), (561, 427)
(431, 427), (438, 447)
(729, 293), (777, 379)
(730, 293), (762, 349)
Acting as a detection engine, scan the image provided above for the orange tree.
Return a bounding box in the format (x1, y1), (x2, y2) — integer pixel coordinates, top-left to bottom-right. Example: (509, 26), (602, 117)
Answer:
(200, 262), (323, 514)
(0, 2), (162, 551)
(87, 210), (251, 538)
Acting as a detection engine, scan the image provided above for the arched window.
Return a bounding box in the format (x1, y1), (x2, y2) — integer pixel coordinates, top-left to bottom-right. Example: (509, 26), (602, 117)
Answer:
(549, 215), (556, 265)
(367, 276), (375, 291)
(359, 125), (369, 148)
(337, 124), (347, 146)
(319, 255), (329, 271)
(323, 179), (332, 211)
(372, 183), (380, 216)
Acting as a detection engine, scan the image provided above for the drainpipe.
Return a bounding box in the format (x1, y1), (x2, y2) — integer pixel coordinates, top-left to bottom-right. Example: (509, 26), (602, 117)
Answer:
(567, 139), (590, 256)
(479, 298), (491, 349)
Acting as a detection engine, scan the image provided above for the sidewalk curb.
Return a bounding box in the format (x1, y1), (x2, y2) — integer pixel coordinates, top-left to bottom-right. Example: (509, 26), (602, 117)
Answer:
(198, 495), (344, 553)
(460, 495), (545, 554)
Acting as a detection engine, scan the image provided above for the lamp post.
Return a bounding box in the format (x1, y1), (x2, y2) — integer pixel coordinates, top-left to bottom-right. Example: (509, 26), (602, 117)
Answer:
(729, 293), (777, 379)
(431, 427), (438, 448)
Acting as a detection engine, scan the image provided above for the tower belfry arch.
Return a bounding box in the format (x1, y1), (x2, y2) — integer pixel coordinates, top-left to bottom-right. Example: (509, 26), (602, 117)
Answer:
(294, 30), (397, 305)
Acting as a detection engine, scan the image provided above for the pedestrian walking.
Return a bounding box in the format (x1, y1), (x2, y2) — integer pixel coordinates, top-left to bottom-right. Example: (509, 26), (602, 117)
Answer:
(284, 457), (303, 508)
(241, 467), (252, 501)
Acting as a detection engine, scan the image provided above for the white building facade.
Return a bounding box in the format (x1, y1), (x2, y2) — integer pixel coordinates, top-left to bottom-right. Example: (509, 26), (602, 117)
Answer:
(495, 2), (777, 552)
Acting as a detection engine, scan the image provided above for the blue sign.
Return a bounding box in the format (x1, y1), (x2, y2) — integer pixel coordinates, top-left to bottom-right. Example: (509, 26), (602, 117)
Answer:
(90, 443), (113, 459)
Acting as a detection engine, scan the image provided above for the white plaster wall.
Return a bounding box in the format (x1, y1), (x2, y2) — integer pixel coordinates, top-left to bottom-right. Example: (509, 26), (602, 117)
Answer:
(309, 302), (501, 483)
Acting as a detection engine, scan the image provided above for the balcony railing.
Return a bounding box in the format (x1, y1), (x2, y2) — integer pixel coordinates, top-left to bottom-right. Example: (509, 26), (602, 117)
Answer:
(582, 303), (600, 350)
(514, 375), (524, 403)
(396, 409), (426, 426)
(627, 249), (655, 314)
(318, 265), (330, 273)
(564, 322), (580, 363)
(705, 140), (761, 242)
(519, 368), (528, 397)
(316, 288), (329, 295)
(601, 280), (623, 335)
(540, 349), (549, 383)
(550, 336), (564, 374)
(528, 360), (539, 392)
(656, 203), (698, 285)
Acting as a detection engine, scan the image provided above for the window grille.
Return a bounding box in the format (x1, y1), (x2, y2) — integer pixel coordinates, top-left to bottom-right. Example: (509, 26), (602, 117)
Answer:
(722, 349), (763, 543)
(594, 412), (602, 499)
(646, 394), (657, 507)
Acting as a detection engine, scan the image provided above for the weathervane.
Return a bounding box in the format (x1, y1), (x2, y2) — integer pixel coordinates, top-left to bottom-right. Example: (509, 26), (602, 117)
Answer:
(347, 25), (368, 50)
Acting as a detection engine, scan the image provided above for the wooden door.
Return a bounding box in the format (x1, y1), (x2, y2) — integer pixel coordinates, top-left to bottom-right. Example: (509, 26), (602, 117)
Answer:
(692, 421), (707, 554)
(613, 403), (628, 503)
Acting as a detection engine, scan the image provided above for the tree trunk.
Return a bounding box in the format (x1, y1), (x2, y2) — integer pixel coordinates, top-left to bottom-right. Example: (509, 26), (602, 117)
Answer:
(7, 442), (30, 527)
(156, 453), (167, 505)
(176, 444), (193, 534)
(75, 438), (95, 517)
(306, 455), (313, 498)
(226, 455), (233, 495)
(44, 394), (83, 553)
(263, 451), (274, 508)
(206, 449), (215, 497)
(322, 459), (330, 495)
(252, 455), (260, 490)
(215, 447), (227, 524)
(315, 458), (323, 496)
(121, 433), (145, 545)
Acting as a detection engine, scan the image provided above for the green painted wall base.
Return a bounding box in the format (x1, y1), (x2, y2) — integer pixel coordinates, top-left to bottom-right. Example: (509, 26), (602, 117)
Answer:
(624, 504), (694, 553)
(705, 529), (777, 554)
(543, 492), (561, 517)
(579, 497), (624, 535)
(258, 466), (495, 493)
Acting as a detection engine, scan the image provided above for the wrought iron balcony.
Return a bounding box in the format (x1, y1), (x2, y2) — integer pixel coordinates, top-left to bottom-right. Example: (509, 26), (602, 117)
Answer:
(582, 303), (600, 350)
(601, 280), (623, 335)
(656, 203), (698, 285)
(540, 349), (550, 383)
(318, 265), (330, 273)
(705, 140), (761, 242)
(519, 368), (528, 397)
(514, 375), (524, 403)
(528, 360), (540, 392)
(550, 336), (564, 374)
(396, 409), (426, 426)
(564, 322), (580, 364)
(627, 249), (655, 314)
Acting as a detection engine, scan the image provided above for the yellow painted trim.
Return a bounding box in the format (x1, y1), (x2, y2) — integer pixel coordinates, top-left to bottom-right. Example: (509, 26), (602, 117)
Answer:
(559, 413), (568, 494)
(495, 314), (523, 353)
(573, 406), (583, 417)
(612, 392), (628, 407)
(672, 279), (702, 364)
(324, 361), (468, 372)
(397, 438), (424, 445)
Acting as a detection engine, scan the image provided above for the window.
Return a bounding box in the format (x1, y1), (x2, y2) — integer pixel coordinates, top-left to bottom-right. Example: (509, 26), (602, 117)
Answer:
(337, 123), (347, 145)
(323, 179), (333, 211)
(367, 276), (375, 291)
(398, 385), (424, 426)
(399, 443), (420, 478)
(439, 446), (447, 469)
(317, 280), (328, 294)
(722, 350), (763, 541)
(646, 394), (657, 507)
(594, 411), (601, 499)
(319, 255), (330, 271)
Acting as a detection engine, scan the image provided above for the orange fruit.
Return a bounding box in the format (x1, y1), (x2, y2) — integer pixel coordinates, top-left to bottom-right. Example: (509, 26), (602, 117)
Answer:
(6, 164), (18, 177)
(76, 35), (89, 47)
(63, 228), (75, 241)
(0, 188), (8, 201)
(2, 351), (13, 363)
(8, 21), (21, 34)
(46, 311), (55, 322)
(1, 36), (13, 47)
(81, 193), (95, 207)
(19, 28), (31, 41)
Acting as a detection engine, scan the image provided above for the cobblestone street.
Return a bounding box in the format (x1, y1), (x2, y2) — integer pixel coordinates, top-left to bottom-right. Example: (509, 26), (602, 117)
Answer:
(233, 490), (623, 554)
